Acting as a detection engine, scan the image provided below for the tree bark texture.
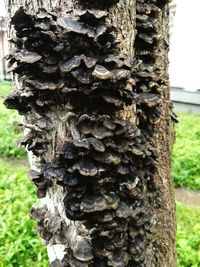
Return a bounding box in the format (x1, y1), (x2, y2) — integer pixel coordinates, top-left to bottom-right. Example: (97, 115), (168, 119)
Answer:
(5, 0), (177, 266)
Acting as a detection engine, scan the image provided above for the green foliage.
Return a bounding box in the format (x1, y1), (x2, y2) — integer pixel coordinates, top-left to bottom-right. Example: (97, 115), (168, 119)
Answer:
(176, 203), (200, 267)
(173, 113), (200, 190)
(0, 81), (26, 158)
(0, 159), (48, 266)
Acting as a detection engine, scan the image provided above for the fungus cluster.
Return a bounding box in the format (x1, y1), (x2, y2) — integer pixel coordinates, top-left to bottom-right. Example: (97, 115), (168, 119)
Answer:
(135, 0), (169, 131)
(5, 0), (169, 266)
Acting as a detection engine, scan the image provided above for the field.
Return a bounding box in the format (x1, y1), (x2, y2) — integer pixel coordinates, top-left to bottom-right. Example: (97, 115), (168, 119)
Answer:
(0, 81), (200, 266)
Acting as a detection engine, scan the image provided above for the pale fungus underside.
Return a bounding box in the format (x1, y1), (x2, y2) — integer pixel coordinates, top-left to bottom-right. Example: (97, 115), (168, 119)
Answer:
(5, 0), (174, 266)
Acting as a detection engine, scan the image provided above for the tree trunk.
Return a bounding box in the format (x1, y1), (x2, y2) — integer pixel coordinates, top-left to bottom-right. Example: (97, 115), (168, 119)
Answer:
(5, 0), (177, 266)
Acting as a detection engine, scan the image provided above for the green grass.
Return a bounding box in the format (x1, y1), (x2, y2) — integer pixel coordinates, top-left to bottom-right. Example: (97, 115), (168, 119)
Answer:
(173, 113), (200, 190)
(176, 203), (200, 267)
(0, 81), (26, 158)
(0, 159), (48, 267)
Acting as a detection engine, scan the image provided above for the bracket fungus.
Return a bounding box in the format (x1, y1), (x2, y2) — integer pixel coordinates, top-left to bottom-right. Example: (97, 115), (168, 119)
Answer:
(5, 0), (171, 265)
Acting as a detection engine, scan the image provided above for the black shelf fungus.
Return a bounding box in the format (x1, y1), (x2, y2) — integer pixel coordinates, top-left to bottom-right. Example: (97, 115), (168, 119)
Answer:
(5, 0), (169, 265)
(79, 0), (120, 8)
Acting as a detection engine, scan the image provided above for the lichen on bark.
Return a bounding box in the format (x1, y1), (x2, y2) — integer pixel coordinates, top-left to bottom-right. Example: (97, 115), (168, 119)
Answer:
(5, 0), (177, 266)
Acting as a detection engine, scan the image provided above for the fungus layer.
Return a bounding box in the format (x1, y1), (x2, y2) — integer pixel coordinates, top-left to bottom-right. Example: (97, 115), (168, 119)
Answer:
(5, 0), (170, 266)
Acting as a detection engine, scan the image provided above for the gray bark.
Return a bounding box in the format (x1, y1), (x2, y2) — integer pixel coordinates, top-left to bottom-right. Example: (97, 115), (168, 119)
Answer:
(5, 0), (177, 266)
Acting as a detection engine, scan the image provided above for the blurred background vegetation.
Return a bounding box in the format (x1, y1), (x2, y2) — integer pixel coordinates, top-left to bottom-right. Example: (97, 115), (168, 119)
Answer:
(0, 81), (200, 267)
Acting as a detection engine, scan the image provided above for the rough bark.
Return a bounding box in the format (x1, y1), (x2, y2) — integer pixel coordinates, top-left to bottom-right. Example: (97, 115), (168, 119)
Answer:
(5, 0), (177, 266)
